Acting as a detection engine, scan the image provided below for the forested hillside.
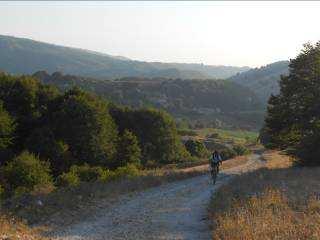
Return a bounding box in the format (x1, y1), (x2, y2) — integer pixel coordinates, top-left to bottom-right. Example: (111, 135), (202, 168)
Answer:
(0, 73), (190, 197)
(229, 61), (289, 103)
(33, 71), (265, 130)
(0, 35), (248, 80)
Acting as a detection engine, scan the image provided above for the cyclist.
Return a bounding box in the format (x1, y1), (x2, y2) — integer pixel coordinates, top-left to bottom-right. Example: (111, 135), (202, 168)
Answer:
(210, 150), (222, 183)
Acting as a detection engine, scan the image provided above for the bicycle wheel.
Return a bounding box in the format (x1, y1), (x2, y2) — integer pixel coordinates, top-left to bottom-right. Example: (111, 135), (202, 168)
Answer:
(212, 167), (217, 184)
(210, 168), (214, 181)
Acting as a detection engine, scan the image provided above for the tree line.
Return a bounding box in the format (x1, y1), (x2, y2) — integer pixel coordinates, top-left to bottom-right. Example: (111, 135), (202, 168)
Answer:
(33, 71), (264, 130)
(0, 73), (189, 196)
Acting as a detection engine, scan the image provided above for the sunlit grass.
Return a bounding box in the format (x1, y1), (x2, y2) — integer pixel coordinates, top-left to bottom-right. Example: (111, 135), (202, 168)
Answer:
(6, 165), (208, 229)
(0, 215), (46, 240)
(195, 128), (258, 145)
(210, 151), (320, 240)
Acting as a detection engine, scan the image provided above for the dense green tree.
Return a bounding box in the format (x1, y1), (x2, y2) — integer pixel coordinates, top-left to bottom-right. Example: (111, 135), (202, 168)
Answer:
(53, 88), (118, 167)
(0, 102), (15, 163)
(24, 127), (70, 175)
(184, 139), (208, 158)
(0, 74), (60, 151)
(263, 42), (320, 165)
(116, 129), (141, 168)
(110, 106), (189, 164)
(0, 75), (41, 149)
(232, 145), (250, 156)
(68, 164), (109, 182)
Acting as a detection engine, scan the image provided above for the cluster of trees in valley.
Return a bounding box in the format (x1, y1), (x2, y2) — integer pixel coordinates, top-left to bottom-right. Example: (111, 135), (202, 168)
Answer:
(33, 71), (265, 130)
(0, 73), (189, 197)
(261, 42), (320, 166)
(0, 35), (296, 131)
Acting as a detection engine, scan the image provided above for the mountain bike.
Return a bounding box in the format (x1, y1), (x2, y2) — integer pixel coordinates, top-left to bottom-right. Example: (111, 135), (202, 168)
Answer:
(210, 164), (219, 184)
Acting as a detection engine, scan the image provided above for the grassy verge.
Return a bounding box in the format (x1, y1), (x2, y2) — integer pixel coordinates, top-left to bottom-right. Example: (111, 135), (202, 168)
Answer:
(209, 150), (320, 240)
(0, 214), (46, 240)
(220, 155), (250, 171)
(2, 165), (209, 230)
(0, 153), (253, 236)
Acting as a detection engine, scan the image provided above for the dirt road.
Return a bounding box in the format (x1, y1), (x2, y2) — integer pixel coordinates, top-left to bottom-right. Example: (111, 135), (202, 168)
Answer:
(52, 154), (263, 240)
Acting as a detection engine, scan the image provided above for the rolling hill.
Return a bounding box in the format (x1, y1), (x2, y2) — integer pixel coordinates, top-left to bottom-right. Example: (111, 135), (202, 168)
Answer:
(0, 35), (249, 80)
(229, 61), (289, 103)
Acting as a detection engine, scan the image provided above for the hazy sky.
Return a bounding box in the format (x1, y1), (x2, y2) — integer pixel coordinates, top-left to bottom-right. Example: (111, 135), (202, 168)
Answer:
(1, 1), (320, 67)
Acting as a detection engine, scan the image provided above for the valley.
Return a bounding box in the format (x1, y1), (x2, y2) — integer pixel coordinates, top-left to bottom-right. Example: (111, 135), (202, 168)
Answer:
(0, 7), (320, 240)
(0, 35), (290, 130)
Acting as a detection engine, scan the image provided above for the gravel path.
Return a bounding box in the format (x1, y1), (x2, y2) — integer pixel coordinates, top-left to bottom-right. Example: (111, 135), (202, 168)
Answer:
(52, 154), (263, 240)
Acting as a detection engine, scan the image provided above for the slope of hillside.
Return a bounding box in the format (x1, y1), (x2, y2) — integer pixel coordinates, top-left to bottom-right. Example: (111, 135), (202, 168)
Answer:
(149, 62), (250, 79)
(229, 61), (289, 103)
(0, 35), (248, 80)
(33, 71), (264, 130)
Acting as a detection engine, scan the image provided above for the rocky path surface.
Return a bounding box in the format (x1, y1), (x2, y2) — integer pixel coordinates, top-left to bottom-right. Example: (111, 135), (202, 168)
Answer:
(52, 154), (263, 240)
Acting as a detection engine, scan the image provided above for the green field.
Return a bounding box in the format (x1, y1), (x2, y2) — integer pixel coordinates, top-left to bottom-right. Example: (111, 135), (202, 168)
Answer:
(195, 128), (258, 145)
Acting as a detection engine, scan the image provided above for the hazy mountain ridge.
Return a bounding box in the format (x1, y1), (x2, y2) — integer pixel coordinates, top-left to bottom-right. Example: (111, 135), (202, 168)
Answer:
(0, 35), (249, 80)
(148, 62), (250, 79)
(229, 61), (289, 102)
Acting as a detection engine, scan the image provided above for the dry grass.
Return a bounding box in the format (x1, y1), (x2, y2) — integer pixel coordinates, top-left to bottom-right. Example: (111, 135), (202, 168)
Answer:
(220, 155), (250, 170)
(210, 150), (320, 240)
(0, 214), (46, 240)
(261, 150), (293, 169)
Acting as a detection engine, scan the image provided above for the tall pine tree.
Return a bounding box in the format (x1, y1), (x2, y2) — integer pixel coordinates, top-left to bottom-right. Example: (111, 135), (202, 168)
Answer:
(262, 42), (320, 165)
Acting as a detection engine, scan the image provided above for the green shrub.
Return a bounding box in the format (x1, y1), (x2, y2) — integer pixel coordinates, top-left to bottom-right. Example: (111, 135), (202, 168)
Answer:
(184, 139), (208, 158)
(57, 164), (112, 187)
(220, 148), (237, 160)
(178, 129), (197, 136)
(113, 164), (140, 179)
(56, 171), (80, 187)
(1, 151), (53, 194)
(70, 164), (109, 182)
(207, 133), (220, 139)
(232, 145), (251, 156)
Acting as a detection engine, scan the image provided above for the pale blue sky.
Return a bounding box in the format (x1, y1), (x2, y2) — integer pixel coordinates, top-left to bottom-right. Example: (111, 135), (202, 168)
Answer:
(1, 1), (320, 67)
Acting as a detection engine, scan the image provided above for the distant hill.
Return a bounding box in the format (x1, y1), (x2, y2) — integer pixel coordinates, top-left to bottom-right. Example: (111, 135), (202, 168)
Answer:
(229, 61), (289, 103)
(33, 71), (264, 130)
(0, 35), (249, 80)
(148, 62), (250, 79)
